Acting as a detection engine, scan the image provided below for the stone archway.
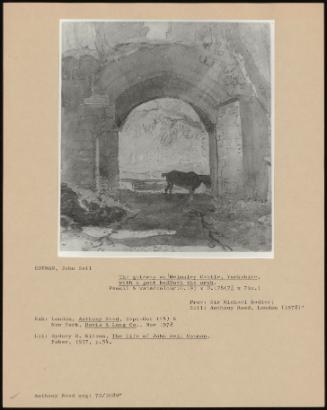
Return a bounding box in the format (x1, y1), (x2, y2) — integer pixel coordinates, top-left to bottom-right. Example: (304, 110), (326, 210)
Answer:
(61, 41), (270, 201)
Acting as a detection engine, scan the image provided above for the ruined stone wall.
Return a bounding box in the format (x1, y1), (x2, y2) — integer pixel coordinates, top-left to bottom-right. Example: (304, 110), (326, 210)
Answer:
(61, 22), (271, 200)
(216, 101), (244, 198)
(213, 96), (270, 201)
(61, 54), (109, 190)
(239, 97), (270, 200)
(61, 106), (96, 189)
(61, 73), (118, 192)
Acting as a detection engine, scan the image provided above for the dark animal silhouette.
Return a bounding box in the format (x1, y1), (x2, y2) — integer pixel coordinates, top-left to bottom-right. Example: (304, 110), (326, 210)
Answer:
(162, 170), (211, 200)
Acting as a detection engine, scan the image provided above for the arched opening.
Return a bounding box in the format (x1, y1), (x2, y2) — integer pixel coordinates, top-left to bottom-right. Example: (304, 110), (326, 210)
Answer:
(118, 98), (210, 194)
(60, 21), (272, 253)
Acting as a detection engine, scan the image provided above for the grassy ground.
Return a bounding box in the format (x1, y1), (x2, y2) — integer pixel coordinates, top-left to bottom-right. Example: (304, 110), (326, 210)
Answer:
(61, 189), (272, 252)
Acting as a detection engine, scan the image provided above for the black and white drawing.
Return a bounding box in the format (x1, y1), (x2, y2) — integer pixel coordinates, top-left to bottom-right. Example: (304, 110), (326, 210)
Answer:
(60, 21), (273, 256)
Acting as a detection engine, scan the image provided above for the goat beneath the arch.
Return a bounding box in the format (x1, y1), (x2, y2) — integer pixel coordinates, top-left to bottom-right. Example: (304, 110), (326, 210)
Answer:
(162, 170), (211, 199)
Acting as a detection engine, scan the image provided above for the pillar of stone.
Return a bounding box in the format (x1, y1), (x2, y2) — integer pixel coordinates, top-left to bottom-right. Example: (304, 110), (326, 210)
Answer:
(61, 106), (96, 190)
(216, 100), (244, 199)
(239, 96), (270, 200)
(100, 106), (119, 193)
(80, 94), (119, 193)
(209, 123), (219, 197)
(265, 157), (272, 203)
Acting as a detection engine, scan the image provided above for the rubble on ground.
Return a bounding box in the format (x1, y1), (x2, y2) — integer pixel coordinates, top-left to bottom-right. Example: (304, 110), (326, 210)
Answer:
(60, 183), (127, 227)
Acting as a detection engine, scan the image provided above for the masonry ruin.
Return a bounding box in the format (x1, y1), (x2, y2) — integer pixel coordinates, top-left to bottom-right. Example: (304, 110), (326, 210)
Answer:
(61, 22), (271, 203)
